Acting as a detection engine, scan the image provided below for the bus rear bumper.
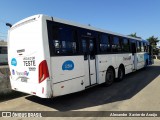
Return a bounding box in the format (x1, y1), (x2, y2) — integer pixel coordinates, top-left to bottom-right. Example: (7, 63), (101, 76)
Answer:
(10, 77), (52, 98)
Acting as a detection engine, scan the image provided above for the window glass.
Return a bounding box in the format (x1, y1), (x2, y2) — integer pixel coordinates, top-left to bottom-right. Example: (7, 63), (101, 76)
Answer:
(122, 38), (130, 52)
(130, 39), (136, 53)
(141, 42), (144, 52)
(136, 41), (141, 52)
(136, 41), (139, 52)
(82, 39), (87, 53)
(51, 24), (78, 55)
(139, 41), (141, 52)
(112, 36), (121, 52)
(100, 34), (110, 52)
(89, 39), (94, 52)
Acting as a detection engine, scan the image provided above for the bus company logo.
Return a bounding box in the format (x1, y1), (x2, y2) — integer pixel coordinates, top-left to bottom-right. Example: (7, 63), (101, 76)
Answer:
(12, 69), (15, 75)
(11, 58), (17, 66)
(62, 60), (74, 70)
(16, 71), (29, 76)
(123, 56), (131, 61)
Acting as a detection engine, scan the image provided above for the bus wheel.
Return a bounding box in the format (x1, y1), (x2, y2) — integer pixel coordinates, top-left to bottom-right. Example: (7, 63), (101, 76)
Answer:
(117, 66), (125, 81)
(105, 68), (114, 86)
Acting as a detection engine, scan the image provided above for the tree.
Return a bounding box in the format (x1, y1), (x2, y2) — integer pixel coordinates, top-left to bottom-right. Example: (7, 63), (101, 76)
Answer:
(147, 36), (159, 46)
(128, 33), (141, 39)
(147, 36), (160, 55)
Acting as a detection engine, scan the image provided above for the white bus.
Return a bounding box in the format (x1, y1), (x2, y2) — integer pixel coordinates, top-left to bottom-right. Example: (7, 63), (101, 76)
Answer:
(8, 14), (152, 98)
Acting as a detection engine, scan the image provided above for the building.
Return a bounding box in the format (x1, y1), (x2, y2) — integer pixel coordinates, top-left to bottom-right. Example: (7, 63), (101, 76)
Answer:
(0, 40), (7, 46)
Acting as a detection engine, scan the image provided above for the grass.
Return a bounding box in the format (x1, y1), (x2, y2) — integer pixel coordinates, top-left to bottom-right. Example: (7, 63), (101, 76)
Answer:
(0, 91), (27, 102)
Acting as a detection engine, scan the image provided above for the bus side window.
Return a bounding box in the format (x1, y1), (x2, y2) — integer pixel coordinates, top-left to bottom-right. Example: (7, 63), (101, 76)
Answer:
(82, 39), (87, 53)
(99, 34), (111, 53)
(82, 39), (88, 60)
(122, 38), (130, 53)
(112, 36), (121, 53)
(51, 24), (78, 55)
(72, 42), (77, 53)
(53, 40), (60, 54)
(141, 42), (144, 52)
(130, 39), (136, 54)
(89, 39), (94, 52)
(136, 41), (141, 52)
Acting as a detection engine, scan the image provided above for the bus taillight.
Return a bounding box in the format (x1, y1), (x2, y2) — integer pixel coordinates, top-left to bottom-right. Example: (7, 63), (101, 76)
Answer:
(38, 60), (49, 83)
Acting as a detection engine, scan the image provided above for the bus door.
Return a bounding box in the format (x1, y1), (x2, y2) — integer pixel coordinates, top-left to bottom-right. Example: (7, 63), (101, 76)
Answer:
(131, 42), (137, 70)
(81, 37), (97, 87)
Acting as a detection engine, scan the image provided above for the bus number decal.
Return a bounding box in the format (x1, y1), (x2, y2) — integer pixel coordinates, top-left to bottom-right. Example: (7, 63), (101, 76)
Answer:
(62, 60), (74, 71)
(23, 57), (36, 71)
(23, 57), (36, 66)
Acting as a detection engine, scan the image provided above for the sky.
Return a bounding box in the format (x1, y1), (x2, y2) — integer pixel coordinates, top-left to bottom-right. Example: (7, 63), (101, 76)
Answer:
(0, 0), (160, 45)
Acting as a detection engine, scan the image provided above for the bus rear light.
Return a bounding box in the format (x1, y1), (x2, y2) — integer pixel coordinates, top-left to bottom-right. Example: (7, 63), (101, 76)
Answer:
(38, 60), (49, 83)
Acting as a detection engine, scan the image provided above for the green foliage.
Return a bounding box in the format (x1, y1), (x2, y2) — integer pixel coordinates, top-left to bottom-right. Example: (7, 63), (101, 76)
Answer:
(128, 33), (141, 39)
(147, 36), (159, 46)
(147, 36), (160, 55)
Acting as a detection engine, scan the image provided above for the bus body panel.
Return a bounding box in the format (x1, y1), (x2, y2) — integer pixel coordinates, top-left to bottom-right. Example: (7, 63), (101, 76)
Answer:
(89, 58), (97, 85)
(96, 52), (147, 85)
(10, 76), (52, 98)
(136, 53), (145, 70)
(50, 56), (85, 83)
(50, 56), (85, 96)
(8, 15), (53, 98)
(52, 77), (84, 97)
(84, 60), (90, 86)
(96, 53), (133, 84)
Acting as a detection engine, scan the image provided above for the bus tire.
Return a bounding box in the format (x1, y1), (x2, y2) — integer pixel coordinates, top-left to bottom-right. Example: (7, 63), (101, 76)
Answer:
(104, 67), (115, 86)
(117, 66), (125, 82)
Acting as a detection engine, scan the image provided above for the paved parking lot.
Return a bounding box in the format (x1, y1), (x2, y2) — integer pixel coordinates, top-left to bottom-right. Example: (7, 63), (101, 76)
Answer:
(0, 60), (160, 120)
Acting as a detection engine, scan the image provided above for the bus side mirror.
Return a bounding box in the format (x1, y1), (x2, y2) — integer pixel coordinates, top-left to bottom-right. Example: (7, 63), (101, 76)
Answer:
(6, 23), (12, 28)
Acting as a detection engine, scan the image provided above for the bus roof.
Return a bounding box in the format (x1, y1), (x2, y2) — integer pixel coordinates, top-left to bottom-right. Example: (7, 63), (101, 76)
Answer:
(11, 14), (142, 41)
(52, 16), (142, 41)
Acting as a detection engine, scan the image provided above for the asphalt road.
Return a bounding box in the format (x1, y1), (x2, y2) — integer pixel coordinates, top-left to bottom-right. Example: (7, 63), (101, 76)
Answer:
(0, 60), (160, 120)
